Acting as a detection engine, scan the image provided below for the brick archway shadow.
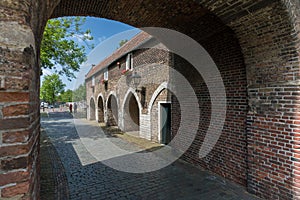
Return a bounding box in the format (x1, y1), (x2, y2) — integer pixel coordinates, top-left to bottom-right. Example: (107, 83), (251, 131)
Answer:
(122, 92), (140, 132)
(106, 92), (119, 126)
(121, 88), (142, 131)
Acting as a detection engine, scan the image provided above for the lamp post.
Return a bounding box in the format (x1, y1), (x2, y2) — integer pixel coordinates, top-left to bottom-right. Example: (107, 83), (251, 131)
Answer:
(131, 71), (146, 108)
(131, 71), (141, 91)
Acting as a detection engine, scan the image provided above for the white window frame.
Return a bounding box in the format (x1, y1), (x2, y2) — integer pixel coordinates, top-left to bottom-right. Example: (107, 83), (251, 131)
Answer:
(126, 53), (133, 70)
(92, 76), (95, 86)
(104, 68), (108, 80)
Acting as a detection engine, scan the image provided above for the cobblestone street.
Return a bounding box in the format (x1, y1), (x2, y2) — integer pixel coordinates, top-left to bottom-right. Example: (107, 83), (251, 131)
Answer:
(40, 111), (259, 200)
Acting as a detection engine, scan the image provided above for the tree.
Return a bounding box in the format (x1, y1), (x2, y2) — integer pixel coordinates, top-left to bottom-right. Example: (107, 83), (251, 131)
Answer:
(59, 89), (73, 103)
(41, 17), (94, 80)
(73, 84), (86, 102)
(118, 39), (128, 48)
(40, 74), (66, 104)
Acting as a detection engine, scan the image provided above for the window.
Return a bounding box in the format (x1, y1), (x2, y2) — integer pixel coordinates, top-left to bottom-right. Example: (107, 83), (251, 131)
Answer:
(92, 76), (95, 86)
(126, 53), (133, 70)
(104, 68), (108, 80)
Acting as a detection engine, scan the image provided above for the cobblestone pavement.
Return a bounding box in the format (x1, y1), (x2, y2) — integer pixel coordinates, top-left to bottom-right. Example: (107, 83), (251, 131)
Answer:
(40, 128), (69, 200)
(41, 111), (260, 200)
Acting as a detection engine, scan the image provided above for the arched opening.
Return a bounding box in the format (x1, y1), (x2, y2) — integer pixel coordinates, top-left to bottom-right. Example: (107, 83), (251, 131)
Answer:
(2, 1), (299, 199)
(123, 92), (140, 132)
(97, 96), (104, 123)
(89, 98), (96, 120)
(49, 9), (251, 185)
(150, 88), (173, 143)
(107, 94), (118, 126)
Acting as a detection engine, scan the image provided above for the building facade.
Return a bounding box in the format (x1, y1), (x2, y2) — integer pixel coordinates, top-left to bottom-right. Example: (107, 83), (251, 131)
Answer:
(86, 30), (250, 191)
(1, 0), (300, 199)
(86, 32), (174, 142)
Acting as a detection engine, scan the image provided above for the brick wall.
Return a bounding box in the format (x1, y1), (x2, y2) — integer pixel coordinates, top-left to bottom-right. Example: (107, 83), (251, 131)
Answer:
(1, 0), (300, 199)
(229, 2), (299, 198)
(282, 0), (300, 197)
(0, 0), (44, 198)
(86, 43), (171, 140)
(89, 97), (96, 120)
(170, 24), (248, 187)
(63, 1), (300, 197)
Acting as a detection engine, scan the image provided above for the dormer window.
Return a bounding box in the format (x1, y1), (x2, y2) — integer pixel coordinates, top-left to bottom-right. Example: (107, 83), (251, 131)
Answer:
(104, 68), (108, 80)
(126, 53), (133, 70)
(92, 76), (95, 86)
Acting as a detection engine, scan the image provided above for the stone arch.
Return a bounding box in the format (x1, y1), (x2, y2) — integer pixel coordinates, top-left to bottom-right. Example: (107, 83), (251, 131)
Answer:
(106, 92), (119, 126)
(48, 3), (300, 197)
(149, 84), (174, 143)
(89, 97), (96, 120)
(122, 89), (142, 132)
(148, 83), (181, 145)
(97, 93), (105, 123)
(122, 88), (143, 114)
(2, 1), (300, 199)
(148, 82), (170, 113)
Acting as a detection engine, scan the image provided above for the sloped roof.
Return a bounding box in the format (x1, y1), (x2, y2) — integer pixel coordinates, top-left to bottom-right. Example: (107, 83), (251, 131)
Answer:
(85, 31), (152, 79)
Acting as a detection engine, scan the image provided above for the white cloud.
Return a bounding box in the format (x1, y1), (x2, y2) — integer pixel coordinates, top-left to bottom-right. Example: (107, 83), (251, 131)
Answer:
(70, 33), (90, 42)
(42, 68), (53, 76)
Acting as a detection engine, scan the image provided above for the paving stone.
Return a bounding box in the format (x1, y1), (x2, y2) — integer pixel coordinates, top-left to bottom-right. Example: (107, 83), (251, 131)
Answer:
(41, 111), (260, 200)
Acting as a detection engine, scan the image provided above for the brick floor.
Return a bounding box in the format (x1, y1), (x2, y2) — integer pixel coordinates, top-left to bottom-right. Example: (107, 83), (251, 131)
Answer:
(40, 128), (69, 199)
(40, 111), (260, 200)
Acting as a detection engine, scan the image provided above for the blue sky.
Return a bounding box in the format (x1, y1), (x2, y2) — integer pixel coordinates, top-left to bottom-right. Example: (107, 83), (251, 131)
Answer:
(41, 17), (140, 90)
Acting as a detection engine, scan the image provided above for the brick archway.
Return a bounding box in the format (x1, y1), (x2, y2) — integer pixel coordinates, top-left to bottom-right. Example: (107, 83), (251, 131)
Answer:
(122, 92), (140, 132)
(106, 94), (118, 126)
(1, 0), (300, 199)
(97, 94), (105, 123)
(149, 88), (171, 143)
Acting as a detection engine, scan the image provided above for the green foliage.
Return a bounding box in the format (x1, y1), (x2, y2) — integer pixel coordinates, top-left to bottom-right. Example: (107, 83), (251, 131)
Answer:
(41, 17), (94, 80)
(40, 74), (66, 104)
(73, 84), (86, 102)
(59, 89), (73, 103)
(118, 39), (128, 48)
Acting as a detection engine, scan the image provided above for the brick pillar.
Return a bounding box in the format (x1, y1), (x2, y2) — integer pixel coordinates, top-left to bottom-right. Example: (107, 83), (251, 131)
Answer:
(0, 1), (44, 199)
(282, 0), (300, 198)
(239, 2), (300, 199)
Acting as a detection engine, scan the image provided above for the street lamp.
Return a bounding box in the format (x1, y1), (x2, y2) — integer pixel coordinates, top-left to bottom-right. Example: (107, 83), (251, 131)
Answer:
(131, 71), (141, 91)
(131, 71), (146, 108)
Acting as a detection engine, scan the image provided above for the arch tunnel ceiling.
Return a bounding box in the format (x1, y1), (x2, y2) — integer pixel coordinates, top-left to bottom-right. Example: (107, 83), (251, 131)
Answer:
(50, 0), (276, 47)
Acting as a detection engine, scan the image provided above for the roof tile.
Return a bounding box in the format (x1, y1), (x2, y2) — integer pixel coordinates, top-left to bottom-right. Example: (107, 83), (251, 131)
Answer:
(86, 31), (152, 79)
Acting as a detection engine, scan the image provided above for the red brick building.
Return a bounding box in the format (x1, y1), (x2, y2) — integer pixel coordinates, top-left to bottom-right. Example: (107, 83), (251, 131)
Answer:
(86, 32), (174, 142)
(1, 0), (300, 199)
(86, 29), (250, 192)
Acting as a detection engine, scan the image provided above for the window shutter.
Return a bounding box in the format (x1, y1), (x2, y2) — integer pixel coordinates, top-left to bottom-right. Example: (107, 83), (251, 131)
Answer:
(92, 76), (95, 86)
(126, 54), (130, 70)
(126, 53), (133, 70)
(104, 68), (108, 80)
(130, 53), (133, 69)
